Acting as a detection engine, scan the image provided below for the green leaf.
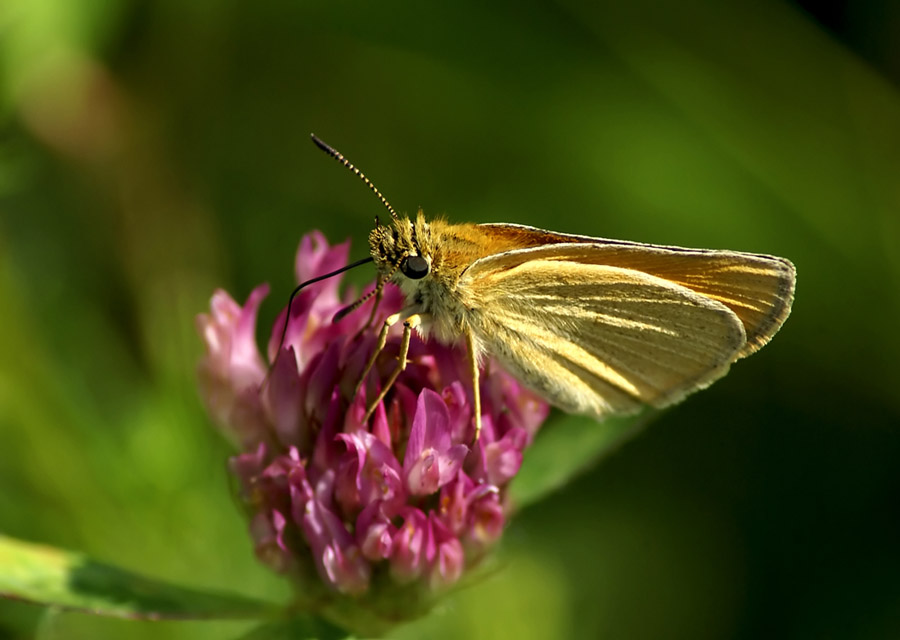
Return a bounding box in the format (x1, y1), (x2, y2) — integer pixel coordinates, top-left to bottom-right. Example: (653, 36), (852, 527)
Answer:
(0, 535), (282, 620)
(509, 410), (655, 509)
(233, 618), (354, 640)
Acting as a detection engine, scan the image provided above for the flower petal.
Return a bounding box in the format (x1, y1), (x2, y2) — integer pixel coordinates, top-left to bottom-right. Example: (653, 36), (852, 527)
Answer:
(200, 231), (550, 600)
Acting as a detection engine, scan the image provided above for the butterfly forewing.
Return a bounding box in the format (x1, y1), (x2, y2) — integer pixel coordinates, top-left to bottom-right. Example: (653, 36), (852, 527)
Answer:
(473, 226), (796, 358)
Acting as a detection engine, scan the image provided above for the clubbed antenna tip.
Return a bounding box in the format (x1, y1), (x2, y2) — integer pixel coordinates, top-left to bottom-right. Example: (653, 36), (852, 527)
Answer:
(309, 133), (400, 221)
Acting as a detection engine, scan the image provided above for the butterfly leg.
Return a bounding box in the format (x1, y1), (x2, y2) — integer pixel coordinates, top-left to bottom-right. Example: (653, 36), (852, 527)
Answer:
(465, 328), (482, 441)
(353, 310), (400, 399)
(362, 314), (422, 423)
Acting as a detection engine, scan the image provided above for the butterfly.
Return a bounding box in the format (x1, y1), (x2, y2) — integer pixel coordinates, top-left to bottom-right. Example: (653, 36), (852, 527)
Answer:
(280, 135), (796, 439)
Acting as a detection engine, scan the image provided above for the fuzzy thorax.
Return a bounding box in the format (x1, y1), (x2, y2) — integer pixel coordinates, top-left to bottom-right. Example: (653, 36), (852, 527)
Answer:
(368, 212), (481, 348)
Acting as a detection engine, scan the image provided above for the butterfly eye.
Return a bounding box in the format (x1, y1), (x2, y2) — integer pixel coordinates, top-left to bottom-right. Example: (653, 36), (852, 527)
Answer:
(401, 255), (430, 280)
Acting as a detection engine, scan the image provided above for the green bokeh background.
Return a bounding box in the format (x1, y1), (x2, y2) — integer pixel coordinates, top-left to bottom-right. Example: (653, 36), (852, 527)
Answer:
(2, 1), (899, 638)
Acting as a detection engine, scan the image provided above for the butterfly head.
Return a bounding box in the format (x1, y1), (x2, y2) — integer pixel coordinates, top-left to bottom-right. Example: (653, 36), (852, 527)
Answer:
(369, 211), (434, 284)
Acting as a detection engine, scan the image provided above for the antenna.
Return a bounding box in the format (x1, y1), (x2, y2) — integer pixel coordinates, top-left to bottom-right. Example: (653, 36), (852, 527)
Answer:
(310, 134), (399, 221)
(332, 260), (400, 323)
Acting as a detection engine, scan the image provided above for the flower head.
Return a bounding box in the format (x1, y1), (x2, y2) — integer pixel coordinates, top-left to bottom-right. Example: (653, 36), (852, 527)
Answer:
(197, 232), (549, 624)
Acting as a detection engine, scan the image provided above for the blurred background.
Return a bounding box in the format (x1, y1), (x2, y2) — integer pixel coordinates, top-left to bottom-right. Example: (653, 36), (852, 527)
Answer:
(1, 0), (899, 638)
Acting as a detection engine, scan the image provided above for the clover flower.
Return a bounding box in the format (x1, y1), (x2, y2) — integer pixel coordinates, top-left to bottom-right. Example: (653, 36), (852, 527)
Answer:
(196, 232), (548, 624)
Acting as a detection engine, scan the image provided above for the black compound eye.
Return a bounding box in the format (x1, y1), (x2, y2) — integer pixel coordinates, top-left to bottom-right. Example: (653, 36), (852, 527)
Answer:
(401, 254), (430, 279)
